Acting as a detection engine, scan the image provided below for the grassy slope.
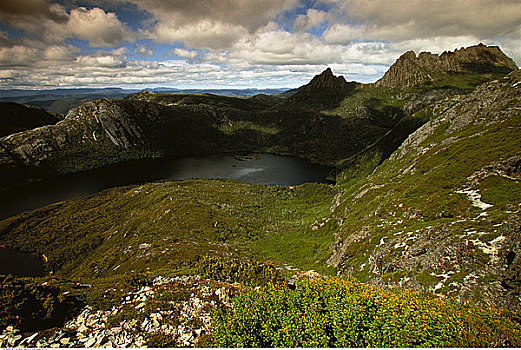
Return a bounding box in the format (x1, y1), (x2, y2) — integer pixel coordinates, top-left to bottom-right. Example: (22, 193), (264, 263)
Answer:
(327, 70), (521, 309)
(0, 180), (337, 279)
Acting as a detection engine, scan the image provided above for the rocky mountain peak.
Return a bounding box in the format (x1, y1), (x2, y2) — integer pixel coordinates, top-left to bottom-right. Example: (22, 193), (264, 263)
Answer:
(375, 44), (518, 88)
(301, 68), (350, 91)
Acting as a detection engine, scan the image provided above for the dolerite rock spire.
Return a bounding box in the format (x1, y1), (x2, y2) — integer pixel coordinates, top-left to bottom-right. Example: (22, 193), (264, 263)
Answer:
(299, 67), (350, 92)
(375, 44), (518, 89)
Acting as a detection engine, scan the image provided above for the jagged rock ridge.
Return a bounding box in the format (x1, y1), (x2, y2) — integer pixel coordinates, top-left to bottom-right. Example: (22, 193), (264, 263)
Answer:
(298, 68), (350, 92)
(375, 44), (518, 88)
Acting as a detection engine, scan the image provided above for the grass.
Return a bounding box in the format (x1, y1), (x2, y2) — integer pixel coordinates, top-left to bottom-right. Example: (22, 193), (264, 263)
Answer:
(218, 121), (280, 135)
(326, 76), (521, 299)
(0, 180), (337, 279)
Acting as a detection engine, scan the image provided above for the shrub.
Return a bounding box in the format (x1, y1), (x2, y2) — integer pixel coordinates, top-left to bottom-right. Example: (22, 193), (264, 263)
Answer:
(0, 275), (66, 331)
(212, 277), (521, 347)
(146, 331), (176, 347)
(197, 256), (282, 287)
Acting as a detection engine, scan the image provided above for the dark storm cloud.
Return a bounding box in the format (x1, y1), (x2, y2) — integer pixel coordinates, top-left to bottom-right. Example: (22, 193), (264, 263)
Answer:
(0, 0), (68, 27)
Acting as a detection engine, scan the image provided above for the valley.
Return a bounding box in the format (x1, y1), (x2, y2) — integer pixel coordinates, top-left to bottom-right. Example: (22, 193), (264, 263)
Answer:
(0, 44), (520, 347)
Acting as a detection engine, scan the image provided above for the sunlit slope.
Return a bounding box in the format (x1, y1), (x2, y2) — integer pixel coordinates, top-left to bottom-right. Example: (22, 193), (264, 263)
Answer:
(0, 180), (337, 278)
(324, 69), (521, 311)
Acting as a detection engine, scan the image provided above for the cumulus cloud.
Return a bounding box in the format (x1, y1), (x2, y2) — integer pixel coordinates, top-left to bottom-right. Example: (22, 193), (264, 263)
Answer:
(131, 0), (300, 50)
(0, 0), (68, 29)
(152, 20), (247, 50)
(0, 0), (520, 90)
(62, 7), (133, 46)
(0, 1), (132, 47)
(324, 0), (521, 41)
(294, 9), (329, 32)
(172, 48), (198, 59)
(131, 0), (298, 32)
(0, 37), (79, 67)
(0, 0), (67, 34)
(221, 23), (343, 66)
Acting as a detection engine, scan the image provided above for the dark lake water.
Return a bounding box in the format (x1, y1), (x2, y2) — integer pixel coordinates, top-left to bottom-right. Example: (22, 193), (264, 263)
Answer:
(0, 153), (334, 220)
(0, 247), (46, 277)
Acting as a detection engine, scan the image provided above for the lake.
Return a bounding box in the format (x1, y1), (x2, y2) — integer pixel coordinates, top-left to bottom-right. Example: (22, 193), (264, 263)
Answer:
(0, 153), (334, 220)
(0, 247), (46, 277)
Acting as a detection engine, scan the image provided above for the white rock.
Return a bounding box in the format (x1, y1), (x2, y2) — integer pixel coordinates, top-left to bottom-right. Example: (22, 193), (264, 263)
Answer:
(78, 325), (89, 333)
(85, 337), (96, 347)
(22, 332), (39, 345)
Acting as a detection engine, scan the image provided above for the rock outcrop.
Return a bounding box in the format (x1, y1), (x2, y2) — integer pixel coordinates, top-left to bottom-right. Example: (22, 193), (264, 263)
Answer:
(0, 275), (236, 348)
(375, 44), (518, 88)
(289, 68), (357, 108)
(298, 68), (351, 92)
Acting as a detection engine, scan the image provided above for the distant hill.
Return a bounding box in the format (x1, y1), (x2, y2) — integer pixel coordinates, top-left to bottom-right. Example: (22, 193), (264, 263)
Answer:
(0, 102), (61, 138)
(0, 88), (291, 114)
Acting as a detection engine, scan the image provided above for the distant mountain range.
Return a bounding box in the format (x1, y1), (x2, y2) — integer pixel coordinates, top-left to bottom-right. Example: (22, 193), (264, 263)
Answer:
(0, 87), (292, 114)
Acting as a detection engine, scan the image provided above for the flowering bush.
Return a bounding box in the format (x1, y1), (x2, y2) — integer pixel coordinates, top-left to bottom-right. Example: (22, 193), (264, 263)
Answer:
(212, 277), (520, 347)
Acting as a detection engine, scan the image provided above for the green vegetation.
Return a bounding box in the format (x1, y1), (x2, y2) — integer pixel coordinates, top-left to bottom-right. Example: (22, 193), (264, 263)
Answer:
(218, 120), (280, 135)
(0, 180), (337, 278)
(0, 275), (67, 331)
(197, 256), (282, 286)
(480, 176), (521, 207)
(212, 277), (521, 347)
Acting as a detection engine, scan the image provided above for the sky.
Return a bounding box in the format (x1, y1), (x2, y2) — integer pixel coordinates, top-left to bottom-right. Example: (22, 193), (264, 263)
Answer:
(0, 0), (520, 90)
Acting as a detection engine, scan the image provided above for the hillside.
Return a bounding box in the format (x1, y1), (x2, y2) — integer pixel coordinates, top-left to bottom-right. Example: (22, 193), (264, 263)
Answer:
(327, 69), (521, 311)
(1, 45), (520, 347)
(0, 102), (61, 138)
(1, 44), (516, 194)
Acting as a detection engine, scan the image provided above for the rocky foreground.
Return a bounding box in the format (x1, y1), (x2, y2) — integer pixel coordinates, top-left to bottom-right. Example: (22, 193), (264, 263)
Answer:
(0, 275), (237, 348)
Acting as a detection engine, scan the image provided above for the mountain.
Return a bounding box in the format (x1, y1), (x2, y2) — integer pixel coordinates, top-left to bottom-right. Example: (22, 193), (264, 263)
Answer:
(0, 102), (61, 138)
(0, 72), (390, 192)
(288, 67), (357, 108)
(0, 88), (291, 114)
(1, 45), (521, 347)
(1, 67), (520, 314)
(328, 69), (521, 311)
(0, 44), (516, 194)
(375, 44), (518, 89)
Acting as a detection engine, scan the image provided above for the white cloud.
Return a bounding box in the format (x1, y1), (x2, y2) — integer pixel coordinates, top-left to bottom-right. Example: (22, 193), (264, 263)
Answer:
(0, 2), (133, 47)
(294, 9), (328, 32)
(131, 0), (298, 32)
(65, 7), (132, 47)
(172, 48), (198, 59)
(135, 45), (153, 57)
(152, 20), (247, 50)
(0, 0), (519, 90)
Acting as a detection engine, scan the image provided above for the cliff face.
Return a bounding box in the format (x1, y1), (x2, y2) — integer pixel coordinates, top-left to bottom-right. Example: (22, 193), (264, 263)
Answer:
(0, 98), (224, 187)
(327, 69), (521, 311)
(375, 44), (518, 88)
